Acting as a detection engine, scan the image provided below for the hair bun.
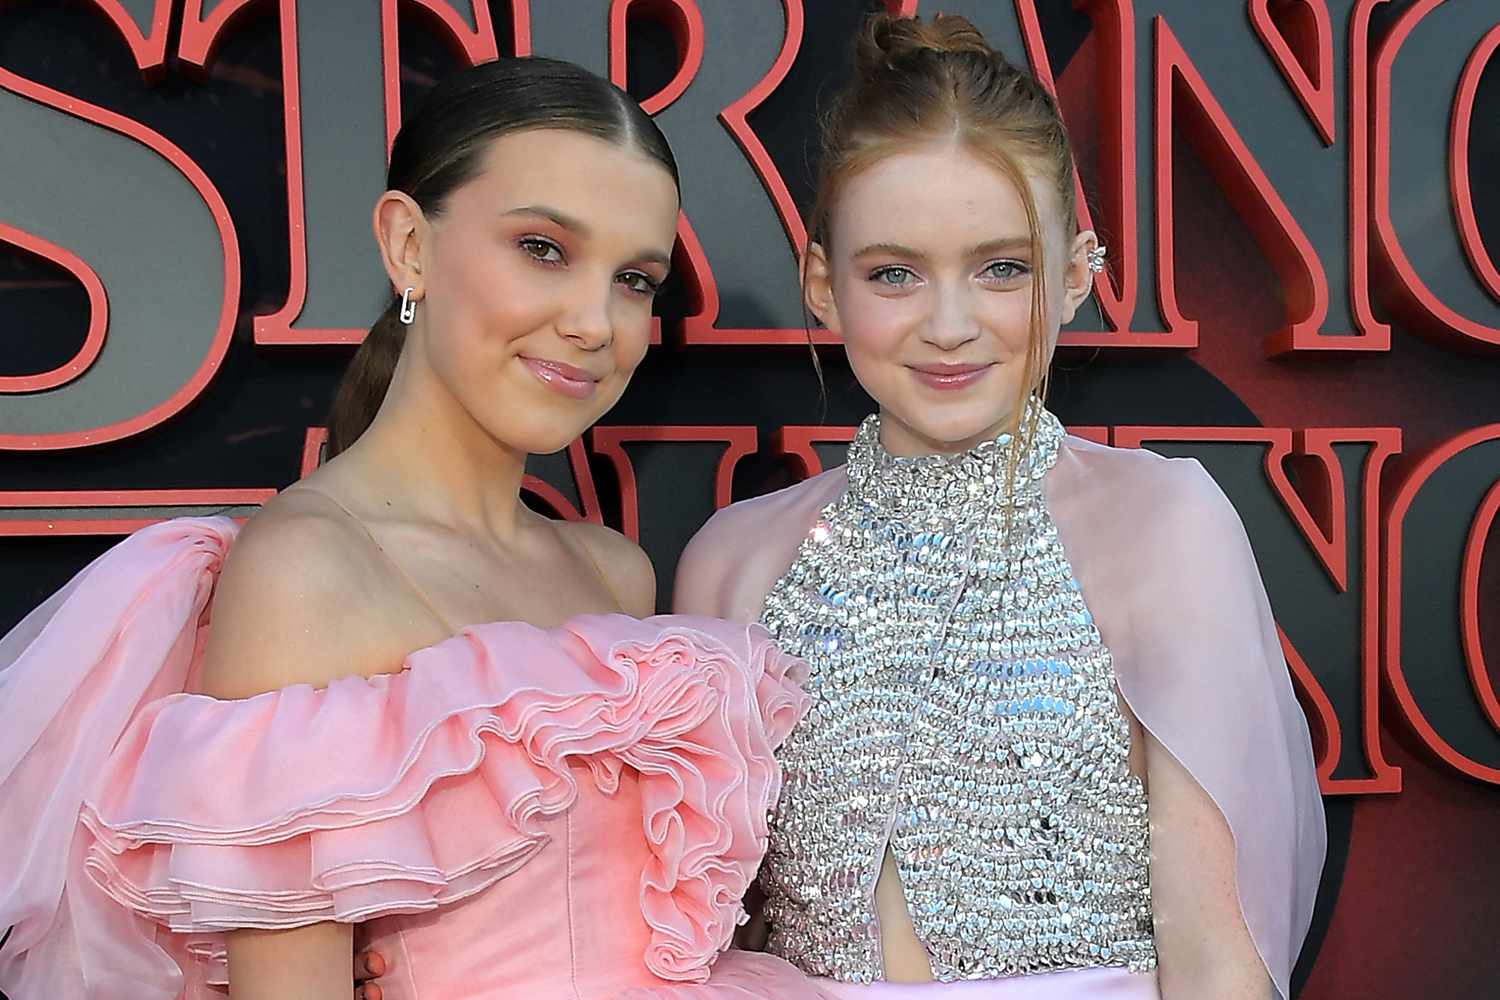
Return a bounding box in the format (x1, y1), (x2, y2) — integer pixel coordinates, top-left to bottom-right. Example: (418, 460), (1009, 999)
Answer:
(857, 13), (997, 73)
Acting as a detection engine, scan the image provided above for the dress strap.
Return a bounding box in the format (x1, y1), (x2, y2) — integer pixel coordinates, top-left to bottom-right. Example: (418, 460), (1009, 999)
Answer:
(295, 487), (460, 635)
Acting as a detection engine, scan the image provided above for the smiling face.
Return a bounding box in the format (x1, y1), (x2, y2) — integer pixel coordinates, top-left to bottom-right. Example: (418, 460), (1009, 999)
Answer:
(804, 142), (1095, 457)
(382, 128), (679, 455)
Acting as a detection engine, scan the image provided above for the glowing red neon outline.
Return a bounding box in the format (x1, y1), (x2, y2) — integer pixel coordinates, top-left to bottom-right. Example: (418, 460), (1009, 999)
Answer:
(1385, 424), (1500, 784)
(179, 0), (260, 68)
(1371, 0), (1500, 350)
(1280, 624), (1342, 787)
(240, 1), (499, 346)
(382, 1), (500, 152)
(1113, 424), (1402, 795)
(299, 426), (329, 475)
(1461, 476), (1500, 735)
(773, 425), (856, 479)
(509, 2), (533, 54)
(1011, 0), (1131, 344)
(0, 224), (109, 394)
(523, 439), (606, 524)
(1067, 426), (1111, 446)
(249, 0), (351, 345)
(1069, 0), (1137, 341)
(1249, 0), (1336, 145)
(1451, 24), (1500, 306)
(0, 70), (240, 449)
(89, 0), (175, 72)
(679, 0), (818, 346)
(609, 0), (705, 115)
(1344, 0), (1391, 354)
(1156, 19), (1337, 357)
(605, 0), (704, 347)
(591, 426), (757, 539)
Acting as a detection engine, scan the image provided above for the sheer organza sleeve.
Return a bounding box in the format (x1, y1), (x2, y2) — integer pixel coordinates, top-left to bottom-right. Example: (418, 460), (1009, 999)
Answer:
(0, 518), (235, 1000)
(1051, 441), (1325, 1000)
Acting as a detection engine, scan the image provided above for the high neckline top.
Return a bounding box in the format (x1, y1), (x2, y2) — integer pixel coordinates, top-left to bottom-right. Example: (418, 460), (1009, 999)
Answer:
(842, 401), (1064, 522)
(759, 403), (1156, 983)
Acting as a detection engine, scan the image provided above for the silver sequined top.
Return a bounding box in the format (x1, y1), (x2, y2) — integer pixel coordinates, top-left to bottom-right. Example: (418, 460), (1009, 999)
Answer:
(758, 406), (1156, 982)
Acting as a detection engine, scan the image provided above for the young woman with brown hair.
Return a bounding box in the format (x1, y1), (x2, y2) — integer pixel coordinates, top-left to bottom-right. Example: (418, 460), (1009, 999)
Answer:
(0, 56), (834, 1000)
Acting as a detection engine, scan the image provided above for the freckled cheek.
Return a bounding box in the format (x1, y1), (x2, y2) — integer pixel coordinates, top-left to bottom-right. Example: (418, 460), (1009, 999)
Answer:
(978, 294), (1035, 356)
(837, 288), (919, 366)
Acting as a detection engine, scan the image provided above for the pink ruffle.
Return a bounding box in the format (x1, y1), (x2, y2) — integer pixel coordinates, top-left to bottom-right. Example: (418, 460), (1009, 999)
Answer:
(78, 614), (808, 987)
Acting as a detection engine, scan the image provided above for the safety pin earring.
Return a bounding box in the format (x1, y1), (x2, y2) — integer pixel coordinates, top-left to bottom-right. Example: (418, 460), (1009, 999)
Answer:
(399, 286), (417, 325)
(1086, 245), (1108, 274)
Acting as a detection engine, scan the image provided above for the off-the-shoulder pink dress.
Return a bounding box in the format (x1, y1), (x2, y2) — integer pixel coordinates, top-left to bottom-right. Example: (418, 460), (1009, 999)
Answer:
(0, 517), (835, 999)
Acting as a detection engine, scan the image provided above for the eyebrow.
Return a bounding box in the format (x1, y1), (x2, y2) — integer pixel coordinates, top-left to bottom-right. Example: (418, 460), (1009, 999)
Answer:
(633, 248), (674, 271)
(504, 204), (672, 271)
(850, 236), (1033, 260)
(505, 204), (590, 236)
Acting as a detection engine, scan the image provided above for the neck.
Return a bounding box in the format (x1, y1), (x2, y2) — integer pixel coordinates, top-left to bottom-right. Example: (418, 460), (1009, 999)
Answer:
(340, 347), (530, 541)
(875, 408), (1025, 459)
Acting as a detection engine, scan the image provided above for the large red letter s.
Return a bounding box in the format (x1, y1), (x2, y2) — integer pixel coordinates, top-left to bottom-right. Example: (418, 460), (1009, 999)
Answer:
(0, 5), (239, 450)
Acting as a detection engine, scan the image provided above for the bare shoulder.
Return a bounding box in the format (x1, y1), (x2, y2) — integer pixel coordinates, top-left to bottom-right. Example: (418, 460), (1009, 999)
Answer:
(555, 518), (656, 618)
(199, 488), (388, 699)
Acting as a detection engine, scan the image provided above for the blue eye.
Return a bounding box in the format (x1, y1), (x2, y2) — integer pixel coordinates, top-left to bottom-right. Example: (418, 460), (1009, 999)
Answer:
(870, 265), (917, 288)
(617, 271), (661, 296)
(981, 260), (1029, 282)
(519, 236), (564, 264)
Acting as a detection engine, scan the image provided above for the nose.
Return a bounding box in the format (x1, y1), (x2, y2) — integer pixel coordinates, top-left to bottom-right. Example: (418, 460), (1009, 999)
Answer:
(921, 280), (982, 353)
(556, 277), (613, 351)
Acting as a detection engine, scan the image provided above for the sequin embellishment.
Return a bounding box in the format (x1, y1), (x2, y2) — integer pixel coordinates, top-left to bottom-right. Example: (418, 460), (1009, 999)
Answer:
(759, 405), (1155, 982)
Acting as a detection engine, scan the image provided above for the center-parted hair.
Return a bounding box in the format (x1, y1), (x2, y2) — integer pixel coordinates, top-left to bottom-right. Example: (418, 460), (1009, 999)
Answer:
(810, 13), (1081, 453)
(327, 58), (680, 459)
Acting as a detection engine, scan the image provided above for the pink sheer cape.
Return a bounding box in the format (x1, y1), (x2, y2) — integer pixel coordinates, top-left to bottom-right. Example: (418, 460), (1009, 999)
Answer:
(0, 518), (834, 1000)
(676, 435), (1326, 1000)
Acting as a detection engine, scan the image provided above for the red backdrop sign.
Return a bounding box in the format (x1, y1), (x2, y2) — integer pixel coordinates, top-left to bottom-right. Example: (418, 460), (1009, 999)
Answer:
(1, 2), (1497, 996)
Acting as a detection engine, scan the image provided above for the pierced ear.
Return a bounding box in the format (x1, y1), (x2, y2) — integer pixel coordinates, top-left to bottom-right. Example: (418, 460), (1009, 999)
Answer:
(801, 241), (840, 334)
(1059, 229), (1099, 325)
(373, 191), (427, 299)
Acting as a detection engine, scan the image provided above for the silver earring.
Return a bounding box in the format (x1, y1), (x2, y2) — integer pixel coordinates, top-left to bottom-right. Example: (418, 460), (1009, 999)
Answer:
(1086, 245), (1108, 274)
(399, 286), (417, 325)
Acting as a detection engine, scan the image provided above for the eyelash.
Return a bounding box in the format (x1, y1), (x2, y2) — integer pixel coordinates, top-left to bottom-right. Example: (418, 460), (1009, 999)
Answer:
(617, 272), (661, 297)
(867, 260), (1031, 288)
(518, 236), (564, 265)
(981, 260), (1030, 282)
(869, 265), (918, 287)
(517, 236), (661, 297)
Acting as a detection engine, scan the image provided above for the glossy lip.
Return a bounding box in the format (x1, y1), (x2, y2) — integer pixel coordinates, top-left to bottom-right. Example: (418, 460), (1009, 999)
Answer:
(907, 362), (996, 391)
(519, 356), (603, 400)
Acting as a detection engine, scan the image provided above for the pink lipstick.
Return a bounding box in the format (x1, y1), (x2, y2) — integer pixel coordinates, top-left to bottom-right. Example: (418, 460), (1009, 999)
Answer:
(520, 357), (601, 399)
(908, 362), (994, 391)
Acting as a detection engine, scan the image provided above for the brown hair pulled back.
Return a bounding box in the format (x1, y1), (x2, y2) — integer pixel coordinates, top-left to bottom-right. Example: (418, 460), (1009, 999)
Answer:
(325, 58), (679, 459)
(811, 13), (1080, 455)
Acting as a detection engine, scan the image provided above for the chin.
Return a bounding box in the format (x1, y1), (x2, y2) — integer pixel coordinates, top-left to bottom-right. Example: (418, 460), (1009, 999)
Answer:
(480, 413), (592, 456)
(520, 426), (587, 455)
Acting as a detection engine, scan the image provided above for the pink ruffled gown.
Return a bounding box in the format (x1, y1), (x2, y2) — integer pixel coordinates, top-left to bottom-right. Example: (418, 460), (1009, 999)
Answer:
(0, 517), (836, 1000)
